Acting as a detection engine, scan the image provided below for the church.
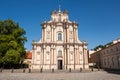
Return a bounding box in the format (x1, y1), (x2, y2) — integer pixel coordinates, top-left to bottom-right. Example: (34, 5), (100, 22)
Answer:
(31, 7), (89, 70)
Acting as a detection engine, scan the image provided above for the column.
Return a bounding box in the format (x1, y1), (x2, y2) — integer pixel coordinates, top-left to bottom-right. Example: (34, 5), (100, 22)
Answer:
(42, 47), (44, 66)
(51, 27), (53, 42)
(67, 27), (69, 42)
(54, 28), (57, 42)
(75, 28), (77, 42)
(44, 48), (46, 65)
(64, 47), (67, 69)
(44, 27), (46, 42)
(53, 28), (54, 42)
(66, 47), (68, 70)
(51, 27), (52, 42)
(53, 48), (55, 65)
(63, 28), (66, 43)
(53, 48), (56, 67)
(73, 28), (76, 43)
(74, 48), (76, 69)
(65, 26), (67, 43)
(42, 28), (45, 42)
(67, 48), (70, 65)
(50, 48), (52, 69)
(51, 48), (53, 65)
(42, 28), (43, 42)
(84, 48), (88, 67)
(76, 27), (78, 42)
(77, 48), (79, 65)
(83, 48), (85, 69)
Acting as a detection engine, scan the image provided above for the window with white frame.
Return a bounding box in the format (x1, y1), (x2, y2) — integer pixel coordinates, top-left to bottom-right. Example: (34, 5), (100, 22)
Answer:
(58, 33), (62, 41)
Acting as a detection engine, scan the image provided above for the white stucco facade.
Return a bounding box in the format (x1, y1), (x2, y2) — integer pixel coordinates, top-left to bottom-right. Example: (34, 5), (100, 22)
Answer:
(31, 9), (89, 70)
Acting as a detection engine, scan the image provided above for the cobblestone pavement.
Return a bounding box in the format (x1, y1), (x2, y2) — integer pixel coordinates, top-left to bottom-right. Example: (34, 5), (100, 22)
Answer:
(0, 71), (120, 80)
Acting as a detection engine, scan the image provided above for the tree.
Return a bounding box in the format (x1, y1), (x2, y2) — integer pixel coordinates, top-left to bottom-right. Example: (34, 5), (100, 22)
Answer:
(93, 42), (113, 51)
(93, 45), (105, 51)
(0, 19), (27, 68)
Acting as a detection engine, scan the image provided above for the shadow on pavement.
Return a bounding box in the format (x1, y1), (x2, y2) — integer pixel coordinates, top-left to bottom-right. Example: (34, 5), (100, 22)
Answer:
(103, 69), (120, 75)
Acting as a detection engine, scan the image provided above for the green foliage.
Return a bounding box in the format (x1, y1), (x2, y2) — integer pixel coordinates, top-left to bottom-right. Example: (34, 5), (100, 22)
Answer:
(3, 50), (20, 64)
(93, 45), (105, 51)
(104, 42), (113, 47)
(0, 19), (27, 67)
(93, 42), (113, 51)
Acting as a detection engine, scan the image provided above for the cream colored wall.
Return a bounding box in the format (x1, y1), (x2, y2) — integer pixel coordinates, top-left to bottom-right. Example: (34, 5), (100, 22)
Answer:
(31, 10), (89, 70)
(90, 42), (120, 70)
(100, 43), (120, 69)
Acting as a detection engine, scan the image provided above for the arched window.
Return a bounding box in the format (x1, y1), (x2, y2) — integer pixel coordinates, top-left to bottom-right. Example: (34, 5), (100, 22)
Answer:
(58, 33), (62, 41)
(58, 50), (62, 57)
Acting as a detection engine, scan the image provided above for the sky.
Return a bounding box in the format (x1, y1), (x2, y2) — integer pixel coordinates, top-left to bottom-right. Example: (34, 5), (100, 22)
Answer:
(0, 0), (120, 50)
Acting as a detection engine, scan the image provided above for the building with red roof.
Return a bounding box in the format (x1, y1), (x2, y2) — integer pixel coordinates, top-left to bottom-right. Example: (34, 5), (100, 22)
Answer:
(24, 50), (32, 68)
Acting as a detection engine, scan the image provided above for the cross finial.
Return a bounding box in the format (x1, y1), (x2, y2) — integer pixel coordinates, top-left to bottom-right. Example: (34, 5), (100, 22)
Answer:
(58, 0), (61, 12)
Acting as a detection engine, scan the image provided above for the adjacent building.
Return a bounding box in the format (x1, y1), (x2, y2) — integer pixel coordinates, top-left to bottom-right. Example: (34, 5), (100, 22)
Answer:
(24, 50), (32, 67)
(90, 39), (120, 69)
(31, 8), (89, 70)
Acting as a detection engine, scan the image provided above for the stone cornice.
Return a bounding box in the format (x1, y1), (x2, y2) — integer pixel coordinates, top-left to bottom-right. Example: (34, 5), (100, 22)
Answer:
(41, 21), (78, 29)
(32, 42), (85, 47)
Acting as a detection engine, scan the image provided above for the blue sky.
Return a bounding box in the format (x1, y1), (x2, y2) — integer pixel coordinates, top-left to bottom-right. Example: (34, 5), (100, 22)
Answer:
(0, 0), (120, 50)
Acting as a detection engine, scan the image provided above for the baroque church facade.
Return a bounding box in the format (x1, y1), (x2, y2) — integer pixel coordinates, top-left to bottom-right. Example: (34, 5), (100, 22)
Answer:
(32, 8), (89, 70)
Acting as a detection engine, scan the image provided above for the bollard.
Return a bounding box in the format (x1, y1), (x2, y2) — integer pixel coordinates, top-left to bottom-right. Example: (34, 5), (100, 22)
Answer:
(23, 69), (25, 73)
(40, 68), (42, 73)
(91, 67), (93, 71)
(80, 68), (82, 72)
(69, 68), (71, 72)
(52, 68), (54, 73)
(11, 68), (14, 73)
(0, 68), (2, 72)
(28, 68), (31, 73)
(98, 66), (100, 71)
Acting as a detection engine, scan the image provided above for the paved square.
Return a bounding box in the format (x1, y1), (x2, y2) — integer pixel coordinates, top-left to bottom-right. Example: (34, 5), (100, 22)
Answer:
(0, 71), (120, 80)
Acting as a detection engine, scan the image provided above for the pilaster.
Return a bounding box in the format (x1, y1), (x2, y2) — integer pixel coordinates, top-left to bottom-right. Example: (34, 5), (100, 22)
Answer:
(76, 48), (79, 64)
(44, 27), (46, 42)
(63, 27), (66, 42)
(73, 28), (76, 43)
(74, 47), (76, 69)
(75, 28), (77, 42)
(67, 26), (69, 42)
(76, 28), (78, 42)
(42, 28), (43, 42)
(43, 46), (46, 65)
(51, 26), (53, 42)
